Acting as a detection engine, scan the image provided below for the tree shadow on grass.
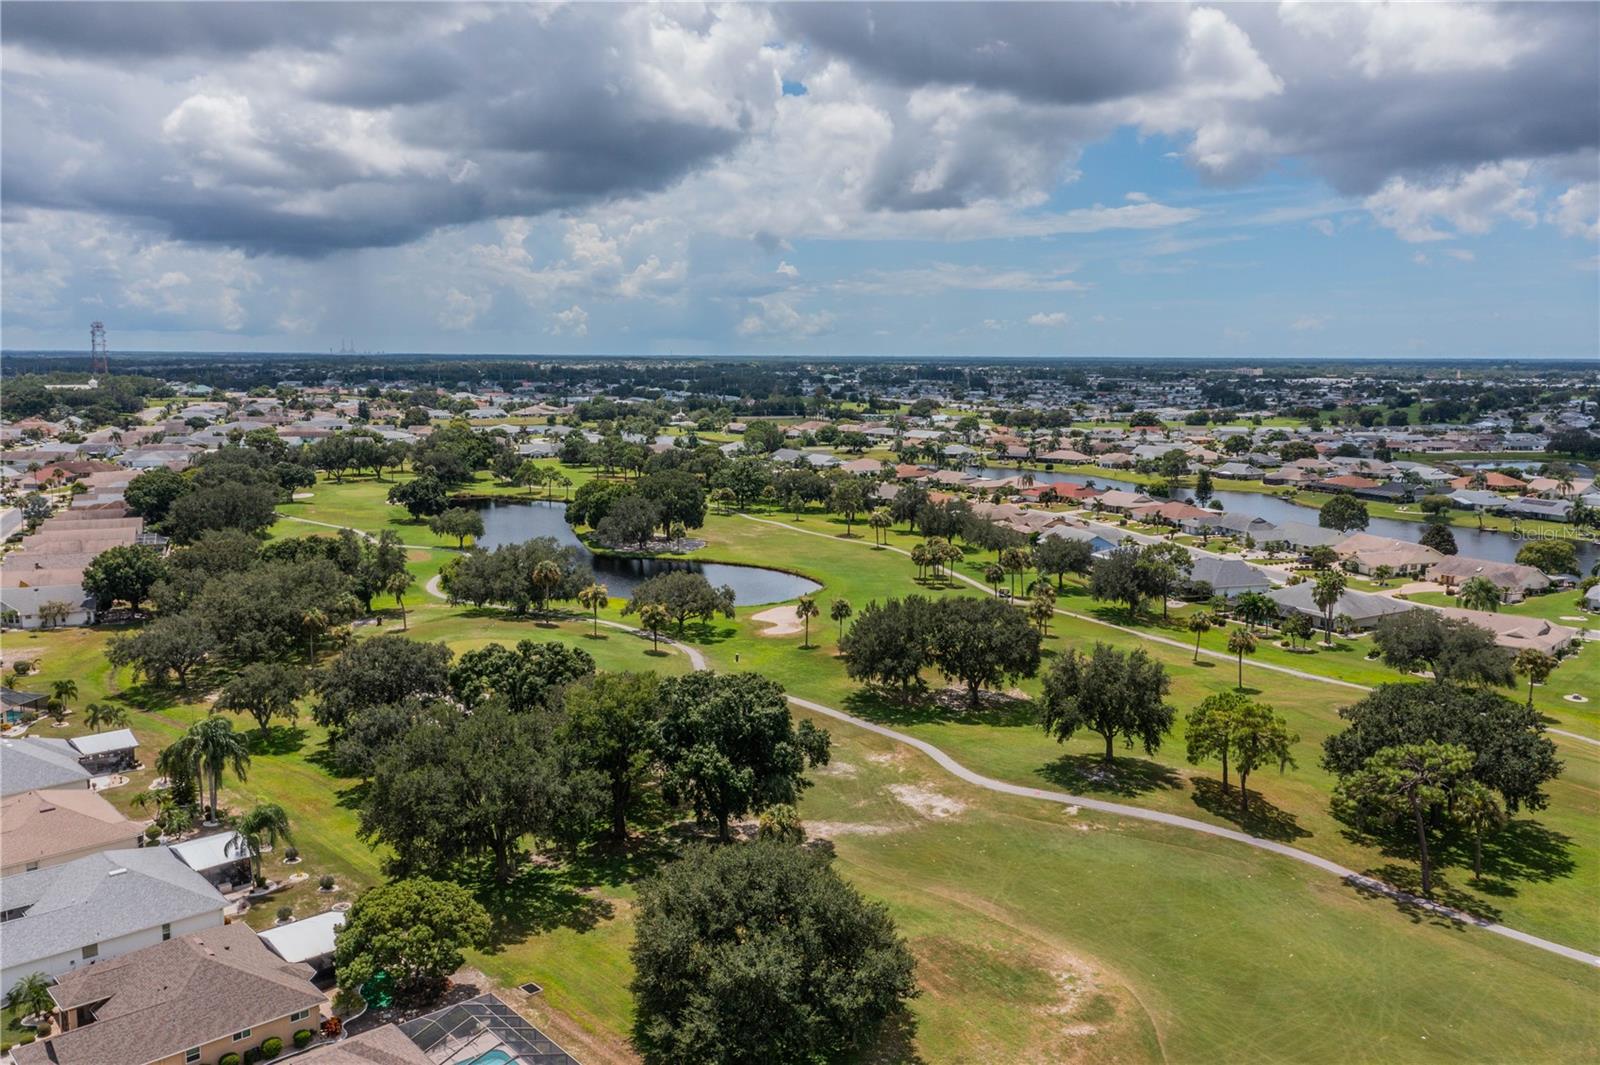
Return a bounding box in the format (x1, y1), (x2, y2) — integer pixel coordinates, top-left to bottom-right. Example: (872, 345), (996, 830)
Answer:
(458, 853), (616, 951)
(841, 686), (1035, 729)
(1438, 819), (1576, 898)
(1348, 864), (1503, 928)
(843, 1007), (925, 1065)
(1188, 777), (1309, 842)
(245, 724), (307, 757)
(1037, 753), (1183, 798)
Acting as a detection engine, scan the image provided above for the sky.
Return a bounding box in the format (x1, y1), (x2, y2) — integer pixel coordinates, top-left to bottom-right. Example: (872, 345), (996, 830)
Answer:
(1, 2), (1597, 359)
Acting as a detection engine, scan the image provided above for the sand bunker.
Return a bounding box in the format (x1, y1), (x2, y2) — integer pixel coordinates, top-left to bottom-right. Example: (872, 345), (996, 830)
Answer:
(752, 605), (805, 636)
(889, 784), (968, 819)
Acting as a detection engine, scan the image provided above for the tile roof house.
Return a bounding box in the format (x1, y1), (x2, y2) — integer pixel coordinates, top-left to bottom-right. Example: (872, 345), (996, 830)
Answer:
(1334, 533), (1446, 576)
(13, 922), (325, 1065)
(1427, 607), (1580, 656)
(1429, 557), (1551, 602)
(1, 788), (145, 877)
(0, 848), (227, 990)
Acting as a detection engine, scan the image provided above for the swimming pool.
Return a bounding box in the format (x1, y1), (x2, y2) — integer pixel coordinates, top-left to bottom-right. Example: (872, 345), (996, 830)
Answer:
(459, 1049), (513, 1065)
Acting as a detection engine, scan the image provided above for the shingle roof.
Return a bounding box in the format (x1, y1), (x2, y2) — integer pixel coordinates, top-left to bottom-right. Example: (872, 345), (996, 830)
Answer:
(13, 923), (322, 1065)
(1, 789), (144, 871)
(0, 738), (91, 797)
(295, 1026), (431, 1065)
(0, 848), (225, 970)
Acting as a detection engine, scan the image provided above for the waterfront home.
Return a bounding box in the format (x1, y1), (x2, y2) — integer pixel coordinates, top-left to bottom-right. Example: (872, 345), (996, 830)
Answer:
(1502, 497), (1574, 522)
(1430, 557), (1551, 603)
(1093, 489), (1154, 515)
(1334, 533), (1445, 576)
(1448, 489), (1508, 512)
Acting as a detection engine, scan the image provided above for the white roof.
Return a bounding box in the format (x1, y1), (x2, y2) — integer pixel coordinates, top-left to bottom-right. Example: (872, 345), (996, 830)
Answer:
(257, 909), (345, 964)
(68, 728), (138, 757)
(167, 830), (249, 872)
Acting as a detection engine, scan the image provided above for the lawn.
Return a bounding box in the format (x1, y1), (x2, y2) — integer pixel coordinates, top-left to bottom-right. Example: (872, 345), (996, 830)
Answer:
(6, 474), (1597, 1061)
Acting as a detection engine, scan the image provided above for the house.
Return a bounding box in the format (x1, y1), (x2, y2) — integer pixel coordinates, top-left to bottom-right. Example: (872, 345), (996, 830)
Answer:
(0, 738), (92, 796)
(168, 830), (255, 892)
(1334, 533), (1445, 576)
(1502, 497), (1574, 523)
(0, 848), (227, 990)
(1262, 521), (1344, 552)
(1038, 525), (1121, 554)
(295, 1027), (431, 1064)
(1179, 511), (1278, 540)
(1429, 557), (1551, 602)
(1185, 555), (1275, 599)
(1, 789), (145, 876)
(1, 686), (49, 724)
(840, 458), (885, 476)
(1428, 606), (1580, 656)
(66, 728), (140, 773)
(1266, 583), (1415, 631)
(12, 922), (325, 1065)
(1448, 489), (1508, 512)
(1093, 489), (1154, 515)
(1585, 584), (1600, 611)
(257, 910), (345, 973)
(1211, 461), (1264, 479)
(1448, 472), (1527, 493)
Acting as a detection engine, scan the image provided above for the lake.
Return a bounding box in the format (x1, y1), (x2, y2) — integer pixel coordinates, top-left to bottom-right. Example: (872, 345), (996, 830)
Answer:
(965, 465), (1599, 569)
(474, 500), (822, 605)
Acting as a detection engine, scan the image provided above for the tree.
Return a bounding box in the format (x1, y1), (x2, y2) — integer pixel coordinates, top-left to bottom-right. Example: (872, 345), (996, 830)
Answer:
(6, 972), (54, 1021)
(1318, 494), (1369, 533)
(1230, 700), (1298, 813)
(630, 841), (916, 1065)
(1452, 780), (1506, 880)
(578, 582), (611, 637)
(623, 571), (736, 634)
(838, 595), (937, 695)
(386, 475), (449, 520)
(426, 507), (484, 548)
(1322, 681), (1561, 813)
(1513, 648), (1557, 708)
(124, 466), (187, 523)
(314, 636), (453, 730)
(1034, 535), (1094, 590)
(1193, 468), (1214, 504)
(230, 802), (293, 883)
(1000, 545), (1032, 596)
(50, 678), (78, 718)
(334, 878), (491, 1004)
(1089, 545), (1147, 617)
(1418, 522), (1458, 556)
(1027, 589), (1056, 636)
(1232, 591), (1276, 632)
(1311, 570), (1347, 645)
(82, 544), (168, 610)
(1456, 575), (1502, 612)
(1334, 741), (1473, 896)
(1185, 690), (1249, 791)
(216, 663), (307, 734)
(529, 558), (565, 615)
(594, 494), (662, 548)
(361, 702), (604, 879)
(386, 569), (415, 630)
(795, 595), (819, 648)
(868, 507), (892, 546)
(1516, 538), (1578, 576)
(448, 639), (595, 712)
(1187, 611), (1215, 662)
(930, 596), (1042, 707)
(182, 715), (251, 822)
(1039, 642), (1175, 763)
(37, 599), (73, 629)
(1372, 611), (1513, 687)
(162, 481), (280, 544)
(1282, 612), (1315, 650)
(85, 702), (128, 732)
(564, 672), (661, 841)
(654, 672), (830, 841)
(107, 614), (216, 688)
(1227, 627), (1257, 689)
(829, 597), (853, 643)
(828, 477), (869, 536)
(639, 602), (671, 651)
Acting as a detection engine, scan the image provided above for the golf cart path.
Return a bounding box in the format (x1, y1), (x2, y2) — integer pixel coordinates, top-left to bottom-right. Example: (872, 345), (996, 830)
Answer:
(738, 514), (1600, 749)
(423, 556), (1598, 968)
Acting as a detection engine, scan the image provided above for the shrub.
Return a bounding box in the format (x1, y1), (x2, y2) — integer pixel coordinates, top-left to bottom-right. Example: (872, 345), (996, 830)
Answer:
(293, 1029), (314, 1049)
(260, 1036), (283, 1059)
(276, 905), (294, 922)
(319, 874), (336, 890)
(219, 1054), (241, 1065)
(144, 824), (162, 841)
(244, 1048), (262, 1065)
(283, 846), (299, 862)
(321, 1017), (342, 1038)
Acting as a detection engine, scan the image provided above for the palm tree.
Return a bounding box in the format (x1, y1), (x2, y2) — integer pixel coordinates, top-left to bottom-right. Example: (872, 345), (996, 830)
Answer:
(984, 562), (1005, 596)
(1513, 648), (1557, 708)
(50, 679), (78, 718)
(300, 607), (328, 661)
(1457, 576), (1501, 613)
(639, 602), (671, 651)
(869, 508), (892, 547)
(530, 559), (563, 616)
(795, 596), (819, 648)
(6, 972), (54, 1022)
(1371, 564), (1394, 587)
(829, 597), (853, 643)
(1187, 611), (1214, 663)
(1311, 570), (1347, 646)
(1228, 628), (1258, 690)
(85, 702), (128, 732)
(230, 802), (293, 884)
(189, 716), (251, 824)
(1001, 546), (1031, 595)
(578, 582), (610, 637)
(1028, 592), (1055, 636)
(386, 570), (415, 630)
(910, 543), (930, 581)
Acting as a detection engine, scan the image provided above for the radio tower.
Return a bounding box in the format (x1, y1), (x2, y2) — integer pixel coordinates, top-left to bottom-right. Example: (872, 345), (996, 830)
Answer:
(89, 321), (109, 376)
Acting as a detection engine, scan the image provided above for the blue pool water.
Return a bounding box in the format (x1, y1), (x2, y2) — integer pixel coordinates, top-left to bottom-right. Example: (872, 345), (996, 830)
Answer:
(461, 1050), (513, 1065)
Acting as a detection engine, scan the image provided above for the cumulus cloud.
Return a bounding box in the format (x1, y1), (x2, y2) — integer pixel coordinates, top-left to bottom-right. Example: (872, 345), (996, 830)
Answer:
(1548, 182), (1600, 240)
(736, 296), (835, 338)
(1290, 313), (1330, 331)
(549, 304), (589, 338)
(775, 260), (800, 279)
(1027, 312), (1070, 328)
(1364, 161), (1539, 242)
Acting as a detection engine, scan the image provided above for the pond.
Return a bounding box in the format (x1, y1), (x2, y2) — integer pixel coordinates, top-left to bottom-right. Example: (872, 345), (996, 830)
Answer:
(965, 465), (1599, 569)
(474, 500), (821, 605)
